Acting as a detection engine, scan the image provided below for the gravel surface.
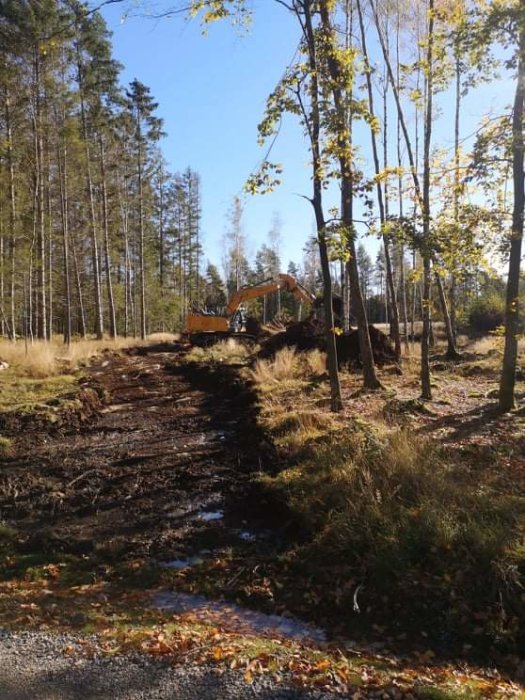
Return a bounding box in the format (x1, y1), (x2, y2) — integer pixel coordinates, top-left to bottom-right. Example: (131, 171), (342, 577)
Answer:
(0, 631), (342, 700)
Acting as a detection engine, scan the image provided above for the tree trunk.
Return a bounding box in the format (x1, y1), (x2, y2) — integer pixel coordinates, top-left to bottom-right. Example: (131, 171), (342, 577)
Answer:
(119, 171), (131, 337)
(70, 230), (87, 339)
(356, 0), (401, 364)
(99, 134), (117, 338)
(137, 121), (147, 340)
(302, 0), (343, 412)
(57, 129), (72, 346)
(433, 267), (461, 359)
(419, 0), (435, 400)
(34, 48), (47, 341)
(6, 90), (17, 341)
(499, 27), (525, 411)
(318, 0), (380, 390)
(76, 48), (103, 340)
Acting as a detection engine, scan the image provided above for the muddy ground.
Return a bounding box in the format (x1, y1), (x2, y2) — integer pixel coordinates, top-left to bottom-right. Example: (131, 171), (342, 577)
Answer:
(0, 344), (280, 572)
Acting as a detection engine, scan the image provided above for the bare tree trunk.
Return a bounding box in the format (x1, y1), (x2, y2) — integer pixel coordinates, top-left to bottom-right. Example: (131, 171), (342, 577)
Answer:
(70, 231), (87, 339)
(357, 0), (401, 363)
(57, 131), (72, 346)
(419, 0), (435, 400)
(34, 48), (47, 341)
(137, 126), (147, 340)
(119, 172), (131, 337)
(302, 0), (343, 412)
(76, 48), (103, 340)
(46, 133), (53, 342)
(340, 260), (349, 331)
(450, 51), (462, 344)
(395, 6), (409, 354)
(5, 90), (17, 341)
(433, 267), (460, 359)
(99, 134), (117, 338)
(499, 27), (525, 411)
(317, 0), (379, 390)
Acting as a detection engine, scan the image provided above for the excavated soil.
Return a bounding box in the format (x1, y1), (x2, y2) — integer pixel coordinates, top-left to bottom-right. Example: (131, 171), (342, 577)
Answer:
(259, 320), (397, 367)
(0, 344), (276, 567)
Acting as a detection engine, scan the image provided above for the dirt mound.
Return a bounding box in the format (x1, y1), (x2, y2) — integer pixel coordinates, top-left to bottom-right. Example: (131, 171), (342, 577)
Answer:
(258, 319), (325, 357)
(259, 320), (397, 367)
(337, 325), (397, 367)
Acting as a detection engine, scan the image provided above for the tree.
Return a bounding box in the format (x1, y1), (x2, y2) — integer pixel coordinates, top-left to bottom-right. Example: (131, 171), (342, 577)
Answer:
(493, 3), (525, 411)
(203, 262), (226, 308)
(223, 196), (248, 297)
(126, 79), (163, 338)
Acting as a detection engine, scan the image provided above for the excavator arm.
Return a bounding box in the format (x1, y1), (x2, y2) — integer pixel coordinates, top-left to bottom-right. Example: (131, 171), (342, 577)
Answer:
(226, 274), (315, 315)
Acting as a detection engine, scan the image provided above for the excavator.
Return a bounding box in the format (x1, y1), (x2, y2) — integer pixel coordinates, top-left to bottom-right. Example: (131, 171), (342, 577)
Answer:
(184, 273), (316, 345)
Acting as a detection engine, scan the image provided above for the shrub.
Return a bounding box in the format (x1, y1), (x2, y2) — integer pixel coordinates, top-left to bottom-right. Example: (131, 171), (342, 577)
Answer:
(467, 294), (505, 336)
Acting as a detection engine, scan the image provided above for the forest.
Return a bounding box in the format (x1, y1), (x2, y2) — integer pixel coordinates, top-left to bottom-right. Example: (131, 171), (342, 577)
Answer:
(0, 0), (524, 698)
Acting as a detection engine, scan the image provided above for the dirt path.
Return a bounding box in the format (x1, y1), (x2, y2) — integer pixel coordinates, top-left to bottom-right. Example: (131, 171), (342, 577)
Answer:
(1, 344), (270, 564)
(0, 347), (349, 698)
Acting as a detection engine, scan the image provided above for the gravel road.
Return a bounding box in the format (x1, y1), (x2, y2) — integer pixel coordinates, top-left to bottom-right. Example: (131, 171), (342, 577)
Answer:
(0, 631), (342, 700)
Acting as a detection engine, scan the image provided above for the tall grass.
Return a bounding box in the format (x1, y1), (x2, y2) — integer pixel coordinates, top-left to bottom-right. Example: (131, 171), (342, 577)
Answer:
(269, 427), (525, 644)
(251, 347), (300, 385)
(0, 334), (179, 379)
(186, 338), (251, 364)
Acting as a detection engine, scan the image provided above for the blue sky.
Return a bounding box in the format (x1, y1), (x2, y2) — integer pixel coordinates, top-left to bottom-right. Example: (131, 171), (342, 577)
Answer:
(99, 1), (513, 275)
(100, 1), (315, 271)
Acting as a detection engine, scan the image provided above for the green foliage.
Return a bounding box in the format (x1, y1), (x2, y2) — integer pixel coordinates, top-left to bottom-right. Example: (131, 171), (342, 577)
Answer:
(467, 293), (506, 336)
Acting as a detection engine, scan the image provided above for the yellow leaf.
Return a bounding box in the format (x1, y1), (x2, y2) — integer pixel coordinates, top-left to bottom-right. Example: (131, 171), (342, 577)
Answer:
(313, 659), (331, 672)
(244, 670), (254, 684)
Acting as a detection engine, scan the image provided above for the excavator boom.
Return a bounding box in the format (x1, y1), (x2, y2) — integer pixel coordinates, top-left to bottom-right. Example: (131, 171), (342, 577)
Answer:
(226, 274), (315, 315)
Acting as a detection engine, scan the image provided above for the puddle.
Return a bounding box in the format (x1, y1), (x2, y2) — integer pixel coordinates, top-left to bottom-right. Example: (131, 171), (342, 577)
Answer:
(194, 430), (228, 446)
(162, 556), (205, 570)
(152, 591), (326, 643)
(199, 510), (224, 522)
(239, 531), (257, 542)
(161, 549), (214, 570)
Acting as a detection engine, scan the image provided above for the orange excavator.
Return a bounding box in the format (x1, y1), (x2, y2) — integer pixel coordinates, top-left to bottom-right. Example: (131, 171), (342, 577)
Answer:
(184, 273), (316, 345)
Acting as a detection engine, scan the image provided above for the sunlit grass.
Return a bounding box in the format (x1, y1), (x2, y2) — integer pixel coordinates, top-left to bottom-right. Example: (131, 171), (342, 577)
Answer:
(186, 338), (252, 364)
(0, 334), (179, 379)
(0, 334), (180, 413)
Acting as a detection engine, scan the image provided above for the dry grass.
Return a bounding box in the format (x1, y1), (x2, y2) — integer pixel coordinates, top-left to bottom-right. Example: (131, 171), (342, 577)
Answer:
(268, 424), (525, 648)
(186, 339), (252, 364)
(250, 348), (336, 454)
(0, 334), (179, 414)
(0, 436), (13, 457)
(0, 334), (179, 379)
(304, 349), (327, 375)
(250, 348), (300, 386)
